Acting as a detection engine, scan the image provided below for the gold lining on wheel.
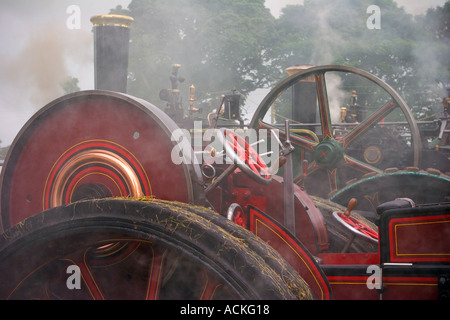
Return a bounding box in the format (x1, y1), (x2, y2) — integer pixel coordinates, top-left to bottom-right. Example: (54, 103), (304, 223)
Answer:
(50, 149), (143, 208)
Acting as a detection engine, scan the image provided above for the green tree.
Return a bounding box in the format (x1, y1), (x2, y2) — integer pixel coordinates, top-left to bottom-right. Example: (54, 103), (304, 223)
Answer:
(272, 0), (449, 119)
(62, 76), (80, 94)
(116, 0), (448, 121)
(273, 1), (417, 84)
(123, 0), (277, 112)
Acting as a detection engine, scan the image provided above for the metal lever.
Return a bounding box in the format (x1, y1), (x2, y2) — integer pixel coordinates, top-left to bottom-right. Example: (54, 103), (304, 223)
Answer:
(204, 163), (237, 195)
(345, 198), (358, 216)
(267, 156), (287, 175)
(283, 120), (296, 235)
(209, 95), (225, 129)
(341, 198), (358, 253)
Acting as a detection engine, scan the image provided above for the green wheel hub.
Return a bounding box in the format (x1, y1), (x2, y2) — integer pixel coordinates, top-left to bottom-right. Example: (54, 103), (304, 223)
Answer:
(313, 138), (344, 166)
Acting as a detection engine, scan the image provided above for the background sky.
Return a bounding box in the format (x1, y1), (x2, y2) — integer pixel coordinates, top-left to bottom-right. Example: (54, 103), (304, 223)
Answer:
(265, 0), (447, 17)
(0, 0), (447, 146)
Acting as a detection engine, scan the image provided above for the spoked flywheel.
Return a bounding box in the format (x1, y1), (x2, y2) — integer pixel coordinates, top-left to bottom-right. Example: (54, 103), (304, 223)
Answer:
(0, 199), (312, 300)
(250, 65), (422, 198)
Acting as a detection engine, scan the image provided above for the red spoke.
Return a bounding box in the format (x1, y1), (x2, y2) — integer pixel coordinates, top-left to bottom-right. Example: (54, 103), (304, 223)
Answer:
(78, 262), (104, 300)
(294, 160), (321, 184)
(68, 253), (104, 300)
(340, 100), (396, 149)
(226, 130), (270, 177)
(146, 250), (166, 300)
(315, 73), (333, 139)
(199, 271), (222, 300)
(337, 212), (378, 240)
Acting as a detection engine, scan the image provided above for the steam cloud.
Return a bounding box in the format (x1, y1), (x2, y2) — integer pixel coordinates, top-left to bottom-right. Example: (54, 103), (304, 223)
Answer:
(3, 24), (87, 107)
(274, 0), (447, 122)
(0, 0), (446, 147)
(302, 4), (349, 123)
(0, 0), (116, 146)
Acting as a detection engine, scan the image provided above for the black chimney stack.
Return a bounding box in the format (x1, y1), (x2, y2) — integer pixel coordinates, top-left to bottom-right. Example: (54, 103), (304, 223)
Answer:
(90, 15), (134, 93)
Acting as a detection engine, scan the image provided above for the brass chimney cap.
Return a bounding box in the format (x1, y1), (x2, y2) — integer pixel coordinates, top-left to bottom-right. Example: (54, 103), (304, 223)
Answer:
(90, 14), (134, 28)
(285, 65), (314, 76)
(285, 65), (316, 82)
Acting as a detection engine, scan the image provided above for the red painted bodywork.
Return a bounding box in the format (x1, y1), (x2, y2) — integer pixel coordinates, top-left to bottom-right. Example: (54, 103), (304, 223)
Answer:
(387, 214), (450, 263)
(1, 91), (448, 300)
(0, 92), (200, 228)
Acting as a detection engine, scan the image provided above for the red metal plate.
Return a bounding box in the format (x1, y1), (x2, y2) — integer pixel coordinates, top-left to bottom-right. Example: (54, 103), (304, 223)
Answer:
(248, 206), (332, 300)
(388, 214), (450, 262)
(0, 91), (202, 229)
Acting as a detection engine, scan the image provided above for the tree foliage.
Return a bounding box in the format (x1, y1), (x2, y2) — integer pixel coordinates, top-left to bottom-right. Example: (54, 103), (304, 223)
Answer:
(115, 0), (277, 109)
(272, 0), (449, 118)
(116, 0), (449, 118)
(62, 76), (80, 95)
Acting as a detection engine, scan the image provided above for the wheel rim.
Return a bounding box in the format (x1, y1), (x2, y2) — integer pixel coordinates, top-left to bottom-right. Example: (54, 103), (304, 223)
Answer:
(0, 90), (204, 230)
(44, 140), (147, 209)
(216, 128), (272, 184)
(330, 170), (450, 211)
(250, 65), (422, 197)
(0, 199), (312, 300)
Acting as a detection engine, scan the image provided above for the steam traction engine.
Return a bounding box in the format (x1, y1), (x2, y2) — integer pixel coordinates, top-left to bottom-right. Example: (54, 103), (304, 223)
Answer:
(0, 15), (449, 300)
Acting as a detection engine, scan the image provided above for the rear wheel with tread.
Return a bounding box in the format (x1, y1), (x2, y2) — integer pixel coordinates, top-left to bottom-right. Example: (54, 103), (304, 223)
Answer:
(0, 199), (313, 300)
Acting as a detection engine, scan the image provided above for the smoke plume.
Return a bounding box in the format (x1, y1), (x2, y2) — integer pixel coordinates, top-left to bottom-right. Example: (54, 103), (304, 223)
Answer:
(0, 1), (93, 146)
